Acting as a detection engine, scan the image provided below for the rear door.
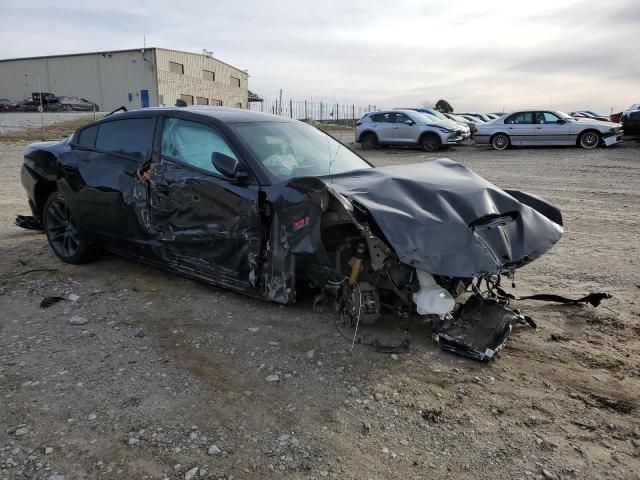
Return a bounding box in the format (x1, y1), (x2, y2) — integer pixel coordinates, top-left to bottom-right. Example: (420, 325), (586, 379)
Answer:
(67, 116), (157, 251)
(369, 112), (395, 143)
(534, 111), (571, 144)
(504, 112), (536, 145)
(144, 116), (262, 291)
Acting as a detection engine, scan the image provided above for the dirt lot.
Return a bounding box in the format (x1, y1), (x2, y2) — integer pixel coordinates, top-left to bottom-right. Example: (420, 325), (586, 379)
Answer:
(1, 118), (639, 480)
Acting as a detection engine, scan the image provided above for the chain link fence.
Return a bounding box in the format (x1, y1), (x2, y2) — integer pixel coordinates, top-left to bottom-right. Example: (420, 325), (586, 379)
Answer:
(249, 99), (378, 126)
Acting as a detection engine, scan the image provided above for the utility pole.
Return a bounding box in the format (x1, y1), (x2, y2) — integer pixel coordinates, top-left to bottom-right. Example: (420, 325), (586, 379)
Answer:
(38, 76), (44, 140)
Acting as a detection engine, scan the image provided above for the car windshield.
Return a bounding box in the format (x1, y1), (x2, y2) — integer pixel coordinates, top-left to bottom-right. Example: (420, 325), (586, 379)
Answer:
(412, 111), (439, 123)
(231, 121), (371, 182)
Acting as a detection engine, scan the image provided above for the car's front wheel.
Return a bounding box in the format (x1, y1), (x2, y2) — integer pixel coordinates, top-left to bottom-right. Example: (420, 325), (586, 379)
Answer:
(421, 133), (441, 152)
(491, 133), (510, 150)
(43, 192), (93, 264)
(360, 132), (379, 150)
(578, 130), (600, 149)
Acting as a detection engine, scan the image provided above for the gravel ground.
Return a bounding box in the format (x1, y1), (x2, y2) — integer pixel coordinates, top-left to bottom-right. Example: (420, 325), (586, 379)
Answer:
(1, 122), (639, 480)
(0, 112), (101, 135)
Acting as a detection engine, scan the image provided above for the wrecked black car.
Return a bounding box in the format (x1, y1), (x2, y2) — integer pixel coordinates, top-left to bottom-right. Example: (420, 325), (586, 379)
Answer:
(19, 107), (575, 360)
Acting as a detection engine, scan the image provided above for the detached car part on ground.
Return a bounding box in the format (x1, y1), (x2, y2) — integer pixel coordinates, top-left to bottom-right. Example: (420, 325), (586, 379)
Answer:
(474, 110), (623, 150)
(17, 107), (608, 361)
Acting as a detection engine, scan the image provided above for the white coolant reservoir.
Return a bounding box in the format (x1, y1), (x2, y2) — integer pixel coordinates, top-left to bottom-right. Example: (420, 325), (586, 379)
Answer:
(413, 270), (455, 315)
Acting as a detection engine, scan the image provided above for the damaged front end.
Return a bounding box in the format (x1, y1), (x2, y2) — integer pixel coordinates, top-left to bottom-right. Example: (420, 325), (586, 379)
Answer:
(264, 159), (572, 360)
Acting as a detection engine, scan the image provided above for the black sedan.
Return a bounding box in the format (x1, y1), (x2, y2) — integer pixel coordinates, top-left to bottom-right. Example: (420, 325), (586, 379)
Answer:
(18, 107), (565, 359)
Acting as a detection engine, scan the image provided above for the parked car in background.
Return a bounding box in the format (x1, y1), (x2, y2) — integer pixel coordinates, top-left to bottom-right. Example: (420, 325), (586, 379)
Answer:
(622, 110), (640, 135)
(443, 112), (479, 134)
(0, 98), (13, 109)
(58, 96), (100, 111)
(570, 111), (609, 122)
(459, 113), (494, 122)
(474, 110), (623, 150)
(357, 109), (464, 151)
(610, 111), (623, 123)
(621, 103), (640, 120)
(399, 108), (471, 139)
(484, 113), (500, 120)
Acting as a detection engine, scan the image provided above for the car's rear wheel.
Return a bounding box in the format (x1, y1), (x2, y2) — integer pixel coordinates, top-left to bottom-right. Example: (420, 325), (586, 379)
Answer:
(578, 130), (600, 149)
(360, 132), (379, 150)
(43, 192), (93, 264)
(491, 133), (510, 150)
(421, 133), (441, 152)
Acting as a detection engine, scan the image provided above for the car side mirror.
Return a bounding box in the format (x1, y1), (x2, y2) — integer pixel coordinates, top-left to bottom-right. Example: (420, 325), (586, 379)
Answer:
(211, 152), (247, 180)
(556, 119), (566, 124)
(405, 119), (414, 125)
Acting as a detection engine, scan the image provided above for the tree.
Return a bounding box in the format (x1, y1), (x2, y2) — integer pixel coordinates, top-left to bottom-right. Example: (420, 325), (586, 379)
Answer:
(435, 99), (453, 113)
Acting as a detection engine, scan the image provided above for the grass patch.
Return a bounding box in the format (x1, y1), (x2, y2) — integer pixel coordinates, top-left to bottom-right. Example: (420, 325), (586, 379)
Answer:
(0, 114), (103, 143)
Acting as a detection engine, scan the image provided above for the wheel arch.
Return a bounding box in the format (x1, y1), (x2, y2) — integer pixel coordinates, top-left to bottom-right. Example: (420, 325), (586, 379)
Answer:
(576, 128), (601, 146)
(357, 129), (378, 143)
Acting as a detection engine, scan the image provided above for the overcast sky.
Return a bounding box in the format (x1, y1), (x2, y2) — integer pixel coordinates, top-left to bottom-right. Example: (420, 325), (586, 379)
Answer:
(1, 0), (638, 113)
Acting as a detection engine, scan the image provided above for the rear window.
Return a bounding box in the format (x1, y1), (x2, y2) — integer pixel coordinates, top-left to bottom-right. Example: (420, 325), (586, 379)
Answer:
(95, 118), (155, 160)
(77, 125), (98, 148)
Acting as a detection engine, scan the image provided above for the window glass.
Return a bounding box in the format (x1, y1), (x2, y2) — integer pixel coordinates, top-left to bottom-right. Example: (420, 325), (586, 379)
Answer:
(179, 94), (194, 105)
(370, 112), (394, 123)
(95, 118), (155, 160)
(506, 112), (534, 124)
(77, 125), (98, 148)
(161, 118), (237, 174)
(230, 76), (241, 88)
(196, 96), (209, 105)
(230, 121), (371, 182)
(540, 112), (560, 124)
(169, 61), (184, 74)
(203, 70), (215, 81)
(211, 99), (223, 106)
(394, 113), (411, 123)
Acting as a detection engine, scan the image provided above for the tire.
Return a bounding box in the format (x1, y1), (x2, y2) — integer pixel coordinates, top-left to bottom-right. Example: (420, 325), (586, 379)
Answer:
(43, 192), (93, 264)
(491, 133), (510, 150)
(360, 132), (379, 150)
(421, 133), (441, 152)
(578, 130), (600, 149)
(63, 104), (73, 112)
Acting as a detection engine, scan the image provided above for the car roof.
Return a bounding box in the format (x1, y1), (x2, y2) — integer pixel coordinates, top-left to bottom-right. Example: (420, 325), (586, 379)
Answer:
(110, 106), (297, 124)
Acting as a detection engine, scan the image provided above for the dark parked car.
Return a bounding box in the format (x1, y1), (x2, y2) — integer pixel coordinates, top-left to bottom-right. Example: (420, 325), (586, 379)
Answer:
(17, 107), (566, 359)
(622, 110), (640, 135)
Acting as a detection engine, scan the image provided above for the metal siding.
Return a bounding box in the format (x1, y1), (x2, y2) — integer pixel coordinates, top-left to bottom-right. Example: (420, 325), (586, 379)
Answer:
(155, 49), (248, 108)
(0, 48), (246, 111)
(0, 50), (158, 110)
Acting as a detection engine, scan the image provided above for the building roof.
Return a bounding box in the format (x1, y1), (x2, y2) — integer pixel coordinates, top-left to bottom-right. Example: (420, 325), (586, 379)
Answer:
(0, 47), (248, 75)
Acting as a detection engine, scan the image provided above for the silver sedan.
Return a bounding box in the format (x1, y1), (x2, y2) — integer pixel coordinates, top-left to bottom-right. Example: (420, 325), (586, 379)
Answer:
(474, 110), (623, 150)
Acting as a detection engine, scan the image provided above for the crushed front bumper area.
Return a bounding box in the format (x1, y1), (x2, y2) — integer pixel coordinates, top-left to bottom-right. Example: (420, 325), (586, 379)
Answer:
(432, 295), (533, 361)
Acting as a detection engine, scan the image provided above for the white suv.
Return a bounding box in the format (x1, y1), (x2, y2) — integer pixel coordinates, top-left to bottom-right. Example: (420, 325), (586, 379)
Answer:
(356, 109), (464, 152)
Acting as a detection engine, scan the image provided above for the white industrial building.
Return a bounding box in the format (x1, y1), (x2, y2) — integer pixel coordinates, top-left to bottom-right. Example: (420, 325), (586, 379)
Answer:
(0, 48), (249, 111)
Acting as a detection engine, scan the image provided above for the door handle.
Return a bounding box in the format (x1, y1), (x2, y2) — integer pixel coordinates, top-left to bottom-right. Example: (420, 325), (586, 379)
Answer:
(62, 165), (78, 175)
(536, 127), (543, 129)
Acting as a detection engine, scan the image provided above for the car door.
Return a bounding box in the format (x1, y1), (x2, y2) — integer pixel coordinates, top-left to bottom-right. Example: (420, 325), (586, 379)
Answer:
(504, 112), (536, 145)
(391, 112), (419, 143)
(64, 116), (157, 252)
(534, 111), (571, 144)
(143, 116), (262, 291)
(369, 112), (395, 143)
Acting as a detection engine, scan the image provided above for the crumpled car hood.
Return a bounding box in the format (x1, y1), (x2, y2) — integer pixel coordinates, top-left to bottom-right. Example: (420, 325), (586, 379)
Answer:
(321, 159), (563, 277)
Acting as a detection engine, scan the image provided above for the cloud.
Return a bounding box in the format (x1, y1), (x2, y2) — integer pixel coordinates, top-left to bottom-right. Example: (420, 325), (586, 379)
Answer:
(0, 0), (637, 112)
